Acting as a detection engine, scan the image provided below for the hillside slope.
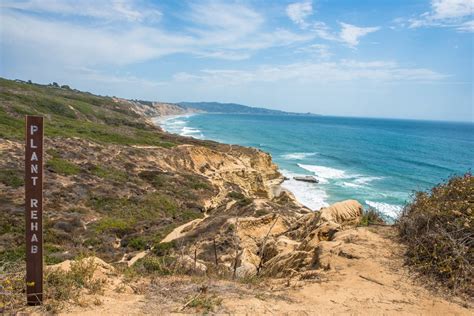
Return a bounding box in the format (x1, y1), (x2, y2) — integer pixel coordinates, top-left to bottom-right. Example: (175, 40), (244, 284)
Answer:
(0, 78), (283, 267)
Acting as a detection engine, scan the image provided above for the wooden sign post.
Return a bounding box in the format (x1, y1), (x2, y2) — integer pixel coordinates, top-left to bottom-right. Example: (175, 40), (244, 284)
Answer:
(25, 116), (44, 305)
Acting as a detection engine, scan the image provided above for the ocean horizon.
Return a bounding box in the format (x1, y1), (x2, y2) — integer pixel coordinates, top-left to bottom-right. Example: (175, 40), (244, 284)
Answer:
(159, 113), (474, 219)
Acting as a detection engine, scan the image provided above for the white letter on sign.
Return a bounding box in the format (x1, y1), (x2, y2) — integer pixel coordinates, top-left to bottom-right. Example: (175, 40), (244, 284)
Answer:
(31, 199), (38, 208)
(30, 125), (38, 135)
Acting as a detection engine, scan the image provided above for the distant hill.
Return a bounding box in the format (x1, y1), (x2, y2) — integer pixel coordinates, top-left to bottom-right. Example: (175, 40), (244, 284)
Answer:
(178, 101), (310, 115)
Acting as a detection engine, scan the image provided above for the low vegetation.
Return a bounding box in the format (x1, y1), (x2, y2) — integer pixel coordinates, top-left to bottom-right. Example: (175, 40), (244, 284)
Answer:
(0, 258), (104, 313)
(0, 78), (176, 148)
(398, 172), (473, 297)
(47, 157), (81, 176)
(0, 169), (24, 188)
(359, 207), (386, 226)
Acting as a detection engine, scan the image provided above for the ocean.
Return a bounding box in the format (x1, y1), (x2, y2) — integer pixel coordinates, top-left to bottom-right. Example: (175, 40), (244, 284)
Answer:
(159, 113), (474, 219)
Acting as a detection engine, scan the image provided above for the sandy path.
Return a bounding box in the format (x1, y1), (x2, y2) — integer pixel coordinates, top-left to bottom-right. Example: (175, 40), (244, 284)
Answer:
(161, 214), (209, 243)
(221, 226), (470, 315)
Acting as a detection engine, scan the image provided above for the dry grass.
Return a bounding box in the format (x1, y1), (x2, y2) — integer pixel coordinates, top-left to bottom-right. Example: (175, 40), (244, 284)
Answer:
(398, 172), (473, 298)
(0, 258), (105, 314)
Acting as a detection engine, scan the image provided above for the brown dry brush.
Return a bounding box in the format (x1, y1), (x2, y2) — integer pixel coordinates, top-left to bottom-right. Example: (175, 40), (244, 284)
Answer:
(397, 172), (473, 298)
(0, 258), (104, 314)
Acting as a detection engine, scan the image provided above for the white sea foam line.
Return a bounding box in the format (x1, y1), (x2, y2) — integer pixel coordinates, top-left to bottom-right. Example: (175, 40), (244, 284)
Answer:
(298, 163), (347, 179)
(281, 170), (329, 211)
(341, 182), (362, 188)
(297, 163), (349, 184)
(341, 176), (384, 189)
(365, 200), (402, 219)
(157, 114), (206, 139)
(281, 152), (317, 160)
(353, 176), (383, 185)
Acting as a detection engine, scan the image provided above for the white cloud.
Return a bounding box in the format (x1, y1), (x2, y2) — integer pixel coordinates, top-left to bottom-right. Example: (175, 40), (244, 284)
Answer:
(296, 44), (331, 59)
(172, 60), (446, 86)
(0, 1), (314, 67)
(339, 23), (380, 47)
(0, 13), (193, 66)
(0, 0), (162, 22)
(285, 2), (380, 47)
(457, 19), (474, 31)
(431, 0), (473, 19)
(307, 22), (379, 47)
(407, 0), (474, 32)
(286, 1), (313, 28)
(188, 2), (263, 35)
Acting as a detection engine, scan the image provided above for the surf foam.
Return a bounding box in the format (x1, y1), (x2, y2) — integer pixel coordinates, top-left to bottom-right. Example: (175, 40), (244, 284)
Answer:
(281, 152), (317, 160)
(281, 170), (329, 210)
(297, 163), (348, 184)
(365, 200), (402, 219)
(159, 115), (204, 139)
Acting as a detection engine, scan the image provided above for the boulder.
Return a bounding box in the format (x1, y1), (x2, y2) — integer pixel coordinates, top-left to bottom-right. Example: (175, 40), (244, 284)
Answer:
(176, 255), (207, 275)
(319, 200), (363, 227)
(294, 176), (319, 183)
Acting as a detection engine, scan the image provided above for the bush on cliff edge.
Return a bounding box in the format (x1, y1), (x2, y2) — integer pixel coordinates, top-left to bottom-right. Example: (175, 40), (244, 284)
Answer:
(398, 172), (473, 297)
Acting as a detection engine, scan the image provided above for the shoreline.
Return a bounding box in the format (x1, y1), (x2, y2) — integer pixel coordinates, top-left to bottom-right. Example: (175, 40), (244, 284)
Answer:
(153, 113), (324, 212)
(154, 113), (419, 219)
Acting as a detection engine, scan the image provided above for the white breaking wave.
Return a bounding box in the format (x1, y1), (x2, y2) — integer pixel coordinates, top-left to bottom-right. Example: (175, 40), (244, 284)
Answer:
(354, 176), (383, 185)
(342, 176), (383, 188)
(281, 152), (317, 160)
(366, 200), (402, 219)
(281, 170), (329, 210)
(297, 163), (347, 184)
(158, 115), (204, 139)
(166, 120), (186, 126)
(341, 182), (361, 188)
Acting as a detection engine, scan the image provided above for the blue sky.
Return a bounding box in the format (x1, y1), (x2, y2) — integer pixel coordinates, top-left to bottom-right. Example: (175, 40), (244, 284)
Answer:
(1, 0), (472, 121)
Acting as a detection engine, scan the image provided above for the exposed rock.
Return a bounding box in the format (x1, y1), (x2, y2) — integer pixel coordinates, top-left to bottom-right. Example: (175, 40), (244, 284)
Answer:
(319, 200), (363, 227)
(176, 255), (207, 275)
(293, 176), (319, 183)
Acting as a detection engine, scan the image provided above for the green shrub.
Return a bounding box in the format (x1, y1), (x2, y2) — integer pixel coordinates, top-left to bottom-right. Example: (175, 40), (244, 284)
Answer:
(127, 237), (147, 250)
(153, 241), (175, 256)
(46, 148), (61, 158)
(0, 246), (25, 266)
(0, 169), (24, 188)
(47, 157), (80, 175)
(45, 258), (105, 312)
(359, 207), (385, 226)
(227, 191), (253, 206)
(227, 191), (245, 199)
(94, 218), (133, 236)
(132, 255), (177, 275)
(90, 165), (128, 182)
(398, 172), (473, 297)
(88, 193), (180, 221)
(187, 294), (222, 313)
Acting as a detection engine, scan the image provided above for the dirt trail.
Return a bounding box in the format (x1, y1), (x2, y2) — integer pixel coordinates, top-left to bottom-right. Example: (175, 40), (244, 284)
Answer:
(161, 214), (209, 243)
(58, 226), (471, 315)
(221, 226), (470, 315)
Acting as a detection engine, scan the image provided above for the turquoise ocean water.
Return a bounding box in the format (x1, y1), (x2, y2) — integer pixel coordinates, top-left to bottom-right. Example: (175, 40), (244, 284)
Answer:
(159, 114), (473, 219)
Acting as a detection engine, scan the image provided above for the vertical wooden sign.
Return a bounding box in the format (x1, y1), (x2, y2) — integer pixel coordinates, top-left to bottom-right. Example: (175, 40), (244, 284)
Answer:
(25, 116), (43, 305)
